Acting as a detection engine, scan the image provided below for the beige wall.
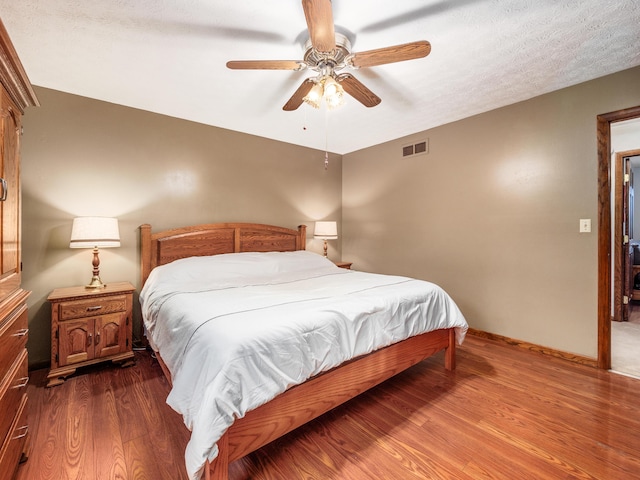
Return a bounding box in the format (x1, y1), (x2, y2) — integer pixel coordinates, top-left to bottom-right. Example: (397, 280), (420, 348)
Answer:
(343, 66), (640, 359)
(19, 67), (640, 367)
(21, 87), (342, 367)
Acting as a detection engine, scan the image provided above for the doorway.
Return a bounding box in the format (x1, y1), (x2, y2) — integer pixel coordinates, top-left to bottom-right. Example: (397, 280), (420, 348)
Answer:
(597, 106), (640, 370)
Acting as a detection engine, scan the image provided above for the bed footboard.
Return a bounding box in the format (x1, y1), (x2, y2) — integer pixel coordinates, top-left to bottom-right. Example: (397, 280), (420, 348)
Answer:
(204, 327), (456, 480)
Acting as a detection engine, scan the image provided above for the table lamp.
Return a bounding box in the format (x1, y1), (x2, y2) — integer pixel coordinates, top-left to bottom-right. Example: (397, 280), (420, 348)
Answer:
(314, 221), (338, 258)
(70, 217), (120, 289)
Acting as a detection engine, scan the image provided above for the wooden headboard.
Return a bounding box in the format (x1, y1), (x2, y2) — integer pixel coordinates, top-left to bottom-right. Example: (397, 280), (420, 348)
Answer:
(140, 222), (307, 286)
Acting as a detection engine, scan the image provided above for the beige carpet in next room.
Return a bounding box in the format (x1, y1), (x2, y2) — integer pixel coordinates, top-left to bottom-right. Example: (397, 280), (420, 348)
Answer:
(611, 304), (640, 379)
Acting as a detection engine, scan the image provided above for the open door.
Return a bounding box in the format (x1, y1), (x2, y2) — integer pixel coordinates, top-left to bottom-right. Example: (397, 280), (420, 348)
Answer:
(622, 155), (633, 322)
(614, 152), (640, 322)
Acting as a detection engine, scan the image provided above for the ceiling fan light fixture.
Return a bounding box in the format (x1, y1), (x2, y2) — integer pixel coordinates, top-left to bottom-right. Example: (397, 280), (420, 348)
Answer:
(323, 76), (344, 109)
(303, 81), (324, 109)
(323, 76), (339, 96)
(325, 92), (344, 109)
(302, 75), (345, 110)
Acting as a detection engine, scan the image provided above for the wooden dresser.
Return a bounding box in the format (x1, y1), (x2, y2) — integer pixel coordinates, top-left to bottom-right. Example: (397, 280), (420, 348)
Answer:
(0, 18), (39, 480)
(0, 293), (30, 480)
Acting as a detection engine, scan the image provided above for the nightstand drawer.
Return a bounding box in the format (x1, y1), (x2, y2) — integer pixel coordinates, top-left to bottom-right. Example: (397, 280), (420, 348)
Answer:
(0, 349), (28, 450)
(58, 295), (127, 320)
(0, 305), (28, 384)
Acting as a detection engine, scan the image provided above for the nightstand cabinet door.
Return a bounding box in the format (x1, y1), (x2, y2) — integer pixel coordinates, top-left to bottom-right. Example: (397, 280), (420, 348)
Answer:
(58, 312), (129, 366)
(58, 319), (93, 366)
(95, 313), (128, 358)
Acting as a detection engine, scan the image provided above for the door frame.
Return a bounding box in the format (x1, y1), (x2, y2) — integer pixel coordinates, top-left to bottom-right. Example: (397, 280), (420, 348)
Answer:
(597, 106), (640, 369)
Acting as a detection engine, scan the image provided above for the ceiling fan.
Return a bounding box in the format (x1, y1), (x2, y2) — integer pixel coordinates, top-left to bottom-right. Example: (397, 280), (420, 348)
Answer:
(226, 0), (431, 111)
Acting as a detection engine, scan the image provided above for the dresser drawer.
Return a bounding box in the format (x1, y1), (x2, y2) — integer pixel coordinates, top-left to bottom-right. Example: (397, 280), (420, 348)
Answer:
(0, 305), (28, 384)
(58, 294), (127, 320)
(0, 349), (28, 449)
(0, 393), (28, 480)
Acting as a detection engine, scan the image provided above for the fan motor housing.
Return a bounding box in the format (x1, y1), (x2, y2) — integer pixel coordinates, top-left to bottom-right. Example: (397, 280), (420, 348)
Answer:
(303, 32), (352, 72)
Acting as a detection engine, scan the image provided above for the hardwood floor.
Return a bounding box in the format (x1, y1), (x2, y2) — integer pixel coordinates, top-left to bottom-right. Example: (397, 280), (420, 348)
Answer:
(16, 334), (640, 480)
(628, 302), (640, 326)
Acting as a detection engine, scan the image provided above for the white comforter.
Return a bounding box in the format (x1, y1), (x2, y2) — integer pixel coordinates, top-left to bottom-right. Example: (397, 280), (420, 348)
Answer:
(140, 250), (468, 480)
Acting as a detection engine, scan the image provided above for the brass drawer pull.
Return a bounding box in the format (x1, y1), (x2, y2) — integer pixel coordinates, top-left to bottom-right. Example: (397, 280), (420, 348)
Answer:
(12, 425), (28, 440)
(11, 328), (28, 337)
(12, 376), (29, 389)
(86, 306), (103, 312)
(0, 177), (7, 201)
(87, 333), (92, 347)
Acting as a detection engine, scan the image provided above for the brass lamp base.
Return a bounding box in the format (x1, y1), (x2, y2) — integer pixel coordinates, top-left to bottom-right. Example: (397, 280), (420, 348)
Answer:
(85, 275), (106, 289)
(85, 247), (106, 289)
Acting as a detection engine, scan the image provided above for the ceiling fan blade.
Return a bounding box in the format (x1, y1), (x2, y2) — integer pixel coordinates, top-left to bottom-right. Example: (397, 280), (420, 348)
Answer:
(302, 0), (336, 53)
(350, 40), (431, 68)
(283, 78), (316, 111)
(227, 60), (305, 70)
(336, 73), (381, 108)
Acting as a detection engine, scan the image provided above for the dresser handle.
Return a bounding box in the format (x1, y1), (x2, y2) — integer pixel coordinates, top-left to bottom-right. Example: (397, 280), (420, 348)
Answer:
(87, 333), (92, 347)
(95, 332), (100, 345)
(12, 376), (29, 389)
(86, 306), (103, 312)
(11, 328), (28, 337)
(0, 178), (7, 201)
(12, 425), (28, 440)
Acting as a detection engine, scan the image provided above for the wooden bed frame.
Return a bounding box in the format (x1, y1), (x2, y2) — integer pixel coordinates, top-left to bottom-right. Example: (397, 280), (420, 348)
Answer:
(140, 222), (457, 480)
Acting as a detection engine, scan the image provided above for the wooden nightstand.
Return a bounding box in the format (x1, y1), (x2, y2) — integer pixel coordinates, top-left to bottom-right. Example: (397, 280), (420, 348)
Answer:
(46, 282), (135, 387)
(335, 261), (353, 269)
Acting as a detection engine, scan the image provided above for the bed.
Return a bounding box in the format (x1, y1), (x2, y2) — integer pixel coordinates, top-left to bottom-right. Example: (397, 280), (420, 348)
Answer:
(139, 222), (468, 480)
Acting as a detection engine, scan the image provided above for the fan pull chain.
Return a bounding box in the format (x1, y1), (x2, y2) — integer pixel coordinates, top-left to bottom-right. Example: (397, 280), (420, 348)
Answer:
(324, 107), (329, 170)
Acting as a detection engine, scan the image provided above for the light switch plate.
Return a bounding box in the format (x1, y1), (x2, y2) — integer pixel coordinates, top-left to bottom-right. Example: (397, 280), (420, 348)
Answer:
(579, 219), (591, 233)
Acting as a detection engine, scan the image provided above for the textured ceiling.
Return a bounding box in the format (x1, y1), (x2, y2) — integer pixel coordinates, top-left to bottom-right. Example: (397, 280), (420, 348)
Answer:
(2, 0), (639, 154)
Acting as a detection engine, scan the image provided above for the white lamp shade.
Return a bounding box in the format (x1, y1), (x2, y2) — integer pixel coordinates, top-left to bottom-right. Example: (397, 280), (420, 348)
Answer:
(69, 217), (121, 248)
(314, 221), (338, 239)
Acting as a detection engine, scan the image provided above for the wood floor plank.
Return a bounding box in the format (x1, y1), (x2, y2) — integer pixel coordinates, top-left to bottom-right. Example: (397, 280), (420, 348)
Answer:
(89, 368), (128, 479)
(390, 378), (575, 480)
(132, 355), (190, 480)
(15, 335), (640, 480)
(123, 435), (164, 480)
(109, 362), (150, 445)
(63, 374), (94, 479)
(15, 369), (67, 479)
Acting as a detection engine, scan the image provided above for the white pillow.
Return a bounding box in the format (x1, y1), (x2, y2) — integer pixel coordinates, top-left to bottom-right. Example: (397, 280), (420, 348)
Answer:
(149, 250), (335, 284)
